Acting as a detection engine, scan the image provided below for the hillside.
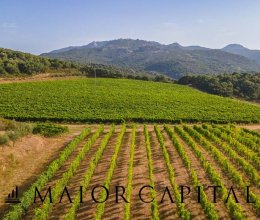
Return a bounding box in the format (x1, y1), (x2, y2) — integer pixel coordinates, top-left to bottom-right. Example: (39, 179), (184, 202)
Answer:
(0, 78), (259, 123)
(0, 48), (78, 75)
(222, 44), (260, 65)
(0, 48), (167, 81)
(178, 73), (260, 101)
(41, 39), (260, 78)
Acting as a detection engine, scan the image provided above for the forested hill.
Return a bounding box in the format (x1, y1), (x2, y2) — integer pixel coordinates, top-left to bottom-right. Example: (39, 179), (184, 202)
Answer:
(0, 48), (168, 81)
(178, 73), (260, 101)
(0, 48), (78, 75)
(41, 39), (260, 78)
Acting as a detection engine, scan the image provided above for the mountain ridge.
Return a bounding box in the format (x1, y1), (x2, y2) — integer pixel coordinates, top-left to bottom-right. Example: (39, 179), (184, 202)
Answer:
(41, 39), (260, 79)
(222, 44), (260, 65)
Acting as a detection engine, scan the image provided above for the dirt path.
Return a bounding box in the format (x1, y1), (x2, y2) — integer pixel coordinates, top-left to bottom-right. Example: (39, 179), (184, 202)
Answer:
(240, 125), (260, 131)
(148, 127), (179, 219)
(161, 128), (206, 219)
(102, 128), (132, 220)
(0, 125), (85, 219)
(130, 126), (152, 220)
(75, 129), (119, 219)
(186, 127), (258, 219)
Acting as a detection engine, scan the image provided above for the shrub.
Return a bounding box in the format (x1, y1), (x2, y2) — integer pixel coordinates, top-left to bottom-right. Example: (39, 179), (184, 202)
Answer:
(5, 120), (18, 131)
(33, 123), (68, 137)
(0, 134), (9, 145)
(6, 130), (20, 147)
(0, 120), (6, 131)
(17, 123), (33, 136)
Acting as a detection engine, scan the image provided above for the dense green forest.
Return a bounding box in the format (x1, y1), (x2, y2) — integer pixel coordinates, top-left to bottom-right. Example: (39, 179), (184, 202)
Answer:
(178, 73), (260, 101)
(0, 48), (79, 75)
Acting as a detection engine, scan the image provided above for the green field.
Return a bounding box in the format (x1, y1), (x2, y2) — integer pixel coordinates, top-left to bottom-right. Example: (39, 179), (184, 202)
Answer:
(0, 78), (259, 123)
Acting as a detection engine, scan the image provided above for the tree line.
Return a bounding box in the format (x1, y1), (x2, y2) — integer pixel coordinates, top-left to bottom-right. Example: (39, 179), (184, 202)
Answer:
(178, 73), (260, 101)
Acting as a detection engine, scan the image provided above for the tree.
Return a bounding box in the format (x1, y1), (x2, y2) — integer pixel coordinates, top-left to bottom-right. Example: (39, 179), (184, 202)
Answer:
(5, 63), (19, 74)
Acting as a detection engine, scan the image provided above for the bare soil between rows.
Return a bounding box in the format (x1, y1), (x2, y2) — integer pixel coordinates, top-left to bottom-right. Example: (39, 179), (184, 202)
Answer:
(0, 124), (259, 219)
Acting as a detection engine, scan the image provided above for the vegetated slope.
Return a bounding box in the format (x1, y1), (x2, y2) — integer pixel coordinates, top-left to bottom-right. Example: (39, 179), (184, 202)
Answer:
(0, 48), (167, 81)
(0, 48), (78, 75)
(41, 39), (260, 78)
(0, 78), (259, 123)
(178, 73), (260, 101)
(222, 44), (260, 65)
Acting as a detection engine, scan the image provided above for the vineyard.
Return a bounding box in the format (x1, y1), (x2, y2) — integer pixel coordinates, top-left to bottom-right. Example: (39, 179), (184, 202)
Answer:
(0, 78), (259, 123)
(2, 124), (259, 220)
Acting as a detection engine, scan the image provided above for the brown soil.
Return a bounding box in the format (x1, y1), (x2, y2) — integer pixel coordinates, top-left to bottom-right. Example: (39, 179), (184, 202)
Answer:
(0, 125), (84, 218)
(130, 127), (152, 220)
(75, 128), (120, 219)
(240, 125), (260, 132)
(20, 126), (92, 219)
(102, 128), (132, 220)
(1, 124), (259, 219)
(48, 131), (107, 219)
(148, 127), (179, 219)
(161, 128), (207, 219)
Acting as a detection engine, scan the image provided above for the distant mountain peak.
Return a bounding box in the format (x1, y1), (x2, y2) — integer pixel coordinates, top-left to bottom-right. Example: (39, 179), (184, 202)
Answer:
(223, 44), (248, 50)
(168, 42), (182, 48)
(222, 43), (260, 65)
(85, 41), (108, 48)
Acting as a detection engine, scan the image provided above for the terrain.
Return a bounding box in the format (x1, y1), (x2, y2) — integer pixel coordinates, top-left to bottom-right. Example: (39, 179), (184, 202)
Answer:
(0, 124), (85, 217)
(0, 48), (78, 76)
(0, 58), (259, 220)
(178, 73), (260, 101)
(1, 124), (259, 219)
(222, 44), (260, 65)
(0, 78), (259, 123)
(0, 48), (164, 83)
(41, 39), (260, 78)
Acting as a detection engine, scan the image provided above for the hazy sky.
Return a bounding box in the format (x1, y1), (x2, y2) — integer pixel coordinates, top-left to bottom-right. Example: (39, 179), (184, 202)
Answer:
(1, 0), (260, 54)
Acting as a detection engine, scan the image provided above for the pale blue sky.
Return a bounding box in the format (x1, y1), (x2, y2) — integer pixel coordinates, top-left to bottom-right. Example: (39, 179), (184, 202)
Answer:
(1, 0), (260, 54)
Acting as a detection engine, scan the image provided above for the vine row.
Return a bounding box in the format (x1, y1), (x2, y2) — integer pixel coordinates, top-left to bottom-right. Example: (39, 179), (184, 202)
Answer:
(144, 125), (160, 220)
(154, 125), (190, 219)
(163, 125), (219, 220)
(64, 125), (115, 219)
(124, 124), (136, 220)
(194, 125), (259, 187)
(95, 124), (126, 219)
(34, 125), (104, 219)
(3, 127), (91, 220)
(184, 125), (259, 215)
